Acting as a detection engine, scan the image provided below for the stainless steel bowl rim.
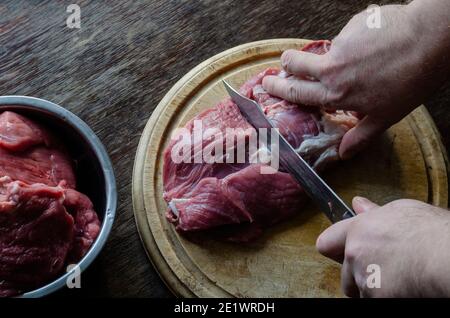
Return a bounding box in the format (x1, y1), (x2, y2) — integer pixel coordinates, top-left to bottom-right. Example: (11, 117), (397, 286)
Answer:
(0, 96), (117, 298)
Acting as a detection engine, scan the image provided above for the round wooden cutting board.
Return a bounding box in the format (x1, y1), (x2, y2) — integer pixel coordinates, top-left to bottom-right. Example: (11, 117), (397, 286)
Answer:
(132, 39), (449, 297)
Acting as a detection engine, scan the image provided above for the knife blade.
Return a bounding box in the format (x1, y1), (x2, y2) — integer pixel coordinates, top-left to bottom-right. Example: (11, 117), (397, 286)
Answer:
(223, 80), (355, 223)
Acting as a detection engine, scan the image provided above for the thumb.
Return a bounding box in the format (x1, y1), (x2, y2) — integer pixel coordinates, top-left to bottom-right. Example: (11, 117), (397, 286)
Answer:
(352, 196), (379, 214)
(339, 115), (387, 160)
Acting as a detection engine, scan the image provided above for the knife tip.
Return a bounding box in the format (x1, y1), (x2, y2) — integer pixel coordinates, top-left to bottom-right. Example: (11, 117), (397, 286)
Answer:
(222, 80), (233, 95)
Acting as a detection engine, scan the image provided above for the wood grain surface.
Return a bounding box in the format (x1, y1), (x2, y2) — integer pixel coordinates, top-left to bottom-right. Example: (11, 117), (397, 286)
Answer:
(0, 0), (448, 298)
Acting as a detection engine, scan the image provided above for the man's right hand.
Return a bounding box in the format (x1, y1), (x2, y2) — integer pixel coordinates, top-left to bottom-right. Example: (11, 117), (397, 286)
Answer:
(317, 197), (450, 298)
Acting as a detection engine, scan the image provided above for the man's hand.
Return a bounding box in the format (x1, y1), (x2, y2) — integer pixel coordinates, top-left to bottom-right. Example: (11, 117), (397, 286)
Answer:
(316, 197), (450, 297)
(263, 1), (450, 159)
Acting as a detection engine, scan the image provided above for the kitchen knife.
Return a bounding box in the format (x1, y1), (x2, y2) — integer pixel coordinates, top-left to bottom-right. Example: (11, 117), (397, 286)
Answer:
(223, 80), (355, 223)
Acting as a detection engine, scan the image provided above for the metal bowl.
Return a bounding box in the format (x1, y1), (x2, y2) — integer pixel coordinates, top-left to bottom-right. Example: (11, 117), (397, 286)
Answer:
(0, 96), (117, 298)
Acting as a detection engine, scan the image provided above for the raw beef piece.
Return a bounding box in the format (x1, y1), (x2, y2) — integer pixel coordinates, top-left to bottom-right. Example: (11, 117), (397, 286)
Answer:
(0, 111), (76, 188)
(0, 111), (100, 297)
(0, 147), (76, 189)
(163, 40), (358, 241)
(64, 189), (101, 263)
(0, 111), (52, 152)
(0, 177), (74, 297)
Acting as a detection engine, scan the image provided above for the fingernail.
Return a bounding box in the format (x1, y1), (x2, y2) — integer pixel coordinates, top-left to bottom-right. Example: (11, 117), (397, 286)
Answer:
(353, 196), (369, 205)
(262, 76), (275, 90)
(280, 51), (290, 66)
(352, 196), (378, 214)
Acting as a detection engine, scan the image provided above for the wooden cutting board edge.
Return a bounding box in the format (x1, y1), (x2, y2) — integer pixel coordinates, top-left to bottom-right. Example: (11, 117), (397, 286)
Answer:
(408, 108), (448, 206)
(133, 39), (309, 297)
(132, 38), (449, 297)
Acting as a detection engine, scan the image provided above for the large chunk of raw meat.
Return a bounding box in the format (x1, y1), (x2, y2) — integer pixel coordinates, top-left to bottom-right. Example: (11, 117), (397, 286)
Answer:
(163, 40), (358, 242)
(0, 111), (76, 188)
(0, 147), (76, 188)
(0, 177), (74, 297)
(0, 111), (100, 297)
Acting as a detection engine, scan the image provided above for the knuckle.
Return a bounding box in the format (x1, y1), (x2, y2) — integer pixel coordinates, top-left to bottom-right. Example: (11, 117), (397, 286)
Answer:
(286, 81), (300, 102)
(323, 79), (350, 107)
(320, 89), (331, 107)
(319, 54), (341, 77)
(317, 54), (333, 78)
(320, 56), (350, 98)
(386, 198), (424, 212)
(385, 199), (407, 209)
(281, 50), (294, 71)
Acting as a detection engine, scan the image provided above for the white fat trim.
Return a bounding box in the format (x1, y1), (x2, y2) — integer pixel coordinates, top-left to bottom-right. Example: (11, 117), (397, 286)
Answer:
(321, 113), (349, 135)
(0, 176), (12, 184)
(296, 115), (346, 156)
(312, 146), (339, 170)
(279, 70), (289, 78)
(9, 182), (20, 195)
(297, 132), (341, 155)
(169, 198), (189, 217)
(252, 84), (267, 95)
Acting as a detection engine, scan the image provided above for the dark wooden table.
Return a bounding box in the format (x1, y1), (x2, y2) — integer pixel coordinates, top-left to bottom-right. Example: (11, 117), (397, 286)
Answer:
(0, 0), (448, 298)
